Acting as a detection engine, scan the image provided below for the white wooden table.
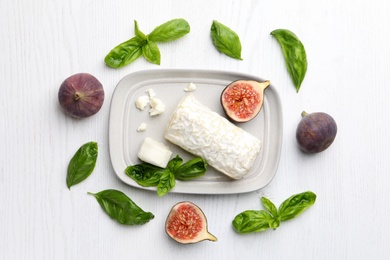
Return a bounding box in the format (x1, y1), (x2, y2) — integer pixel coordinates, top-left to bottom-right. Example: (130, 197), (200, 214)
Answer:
(1, 0), (389, 259)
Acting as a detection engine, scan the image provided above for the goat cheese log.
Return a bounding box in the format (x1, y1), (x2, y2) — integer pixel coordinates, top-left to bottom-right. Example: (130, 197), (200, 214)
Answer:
(164, 94), (261, 179)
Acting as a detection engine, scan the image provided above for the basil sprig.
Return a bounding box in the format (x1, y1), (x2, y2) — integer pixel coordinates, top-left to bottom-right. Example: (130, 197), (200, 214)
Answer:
(88, 189), (154, 225)
(210, 20), (243, 60)
(105, 19), (190, 68)
(66, 141), (98, 189)
(125, 155), (207, 196)
(232, 191), (316, 234)
(271, 29), (308, 92)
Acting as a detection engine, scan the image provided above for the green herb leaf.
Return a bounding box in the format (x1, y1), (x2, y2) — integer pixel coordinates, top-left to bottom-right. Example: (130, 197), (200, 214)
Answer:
(232, 210), (274, 234)
(210, 20), (243, 60)
(271, 29), (308, 92)
(261, 197), (279, 218)
(148, 18), (190, 42)
(174, 157), (207, 181)
(278, 191), (316, 221)
(66, 142), (98, 189)
(157, 170), (176, 197)
(142, 40), (161, 65)
(104, 36), (145, 68)
(88, 189), (154, 225)
(134, 20), (146, 40)
(167, 155), (183, 173)
(124, 163), (163, 187)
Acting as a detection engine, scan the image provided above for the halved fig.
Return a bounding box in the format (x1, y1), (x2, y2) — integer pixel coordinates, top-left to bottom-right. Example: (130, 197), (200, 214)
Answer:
(221, 80), (270, 122)
(165, 201), (217, 244)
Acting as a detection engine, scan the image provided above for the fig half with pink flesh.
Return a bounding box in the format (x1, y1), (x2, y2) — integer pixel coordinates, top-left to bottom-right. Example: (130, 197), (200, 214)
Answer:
(165, 201), (217, 244)
(221, 80), (270, 122)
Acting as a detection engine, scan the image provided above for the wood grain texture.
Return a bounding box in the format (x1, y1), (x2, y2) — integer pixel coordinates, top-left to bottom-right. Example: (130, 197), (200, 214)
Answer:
(1, 0), (390, 259)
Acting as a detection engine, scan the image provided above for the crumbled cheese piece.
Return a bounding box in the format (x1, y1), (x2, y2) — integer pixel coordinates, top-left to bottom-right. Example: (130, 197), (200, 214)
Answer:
(146, 89), (156, 98)
(134, 88), (166, 116)
(137, 137), (172, 168)
(135, 95), (150, 111)
(137, 122), (147, 132)
(184, 82), (197, 92)
(149, 97), (165, 116)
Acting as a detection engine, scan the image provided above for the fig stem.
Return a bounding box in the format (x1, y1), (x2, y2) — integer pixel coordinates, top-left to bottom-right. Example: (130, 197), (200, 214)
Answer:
(206, 232), (218, 242)
(257, 80), (270, 90)
(301, 111), (308, 117)
(74, 92), (81, 101)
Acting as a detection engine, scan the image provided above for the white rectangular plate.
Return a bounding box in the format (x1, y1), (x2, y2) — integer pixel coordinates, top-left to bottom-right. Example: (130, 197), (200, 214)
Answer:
(109, 69), (283, 194)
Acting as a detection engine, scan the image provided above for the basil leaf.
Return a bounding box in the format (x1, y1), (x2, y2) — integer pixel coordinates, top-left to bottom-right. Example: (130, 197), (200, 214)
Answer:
(278, 191), (316, 221)
(167, 155), (183, 173)
(134, 20), (146, 40)
(157, 170), (176, 197)
(271, 29), (308, 92)
(232, 210), (274, 234)
(142, 40), (161, 65)
(66, 142), (98, 189)
(210, 20), (243, 60)
(261, 197), (279, 218)
(104, 36), (145, 68)
(88, 189), (154, 225)
(148, 18), (190, 42)
(124, 163), (163, 187)
(174, 157), (207, 181)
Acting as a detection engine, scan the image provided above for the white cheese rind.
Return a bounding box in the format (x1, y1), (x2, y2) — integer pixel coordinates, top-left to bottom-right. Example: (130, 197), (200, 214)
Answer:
(137, 137), (172, 168)
(164, 94), (261, 179)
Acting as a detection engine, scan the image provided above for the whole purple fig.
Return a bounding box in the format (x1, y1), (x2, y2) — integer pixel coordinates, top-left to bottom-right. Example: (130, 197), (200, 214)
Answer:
(58, 73), (104, 118)
(296, 111), (337, 153)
